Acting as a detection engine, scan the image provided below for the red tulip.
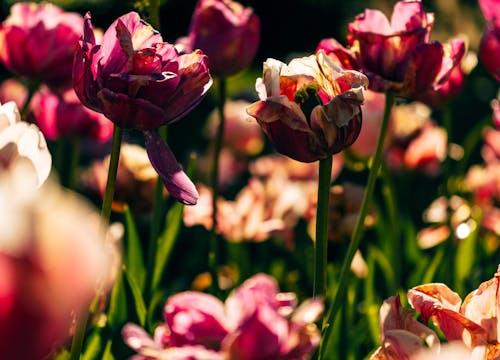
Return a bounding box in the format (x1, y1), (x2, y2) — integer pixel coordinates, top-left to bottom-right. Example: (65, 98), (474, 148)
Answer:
(317, 1), (465, 99)
(188, 0), (260, 77)
(247, 51), (368, 163)
(0, 3), (83, 87)
(479, 0), (500, 81)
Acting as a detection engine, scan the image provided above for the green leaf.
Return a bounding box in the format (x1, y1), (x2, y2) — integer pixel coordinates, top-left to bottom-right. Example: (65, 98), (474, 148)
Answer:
(123, 206), (146, 291)
(150, 201), (184, 293)
(123, 267), (147, 327)
(107, 269), (128, 331)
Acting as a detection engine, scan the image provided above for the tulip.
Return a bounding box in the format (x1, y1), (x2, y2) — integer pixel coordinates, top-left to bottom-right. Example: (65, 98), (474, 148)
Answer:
(0, 79), (28, 110)
(246, 51), (368, 163)
(187, 0), (260, 77)
(407, 266), (500, 358)
(29, 86), (113, 142)
(73, 12), (213, 205)
(370, 296), (440, 359)
(0, 3), (83, 87)
(123, 274), (323, 359)
(479, 0), (500, 81)
(317, 1), (465, 99)
(0, 101), (51, 188)
(0, 166), (119, 359)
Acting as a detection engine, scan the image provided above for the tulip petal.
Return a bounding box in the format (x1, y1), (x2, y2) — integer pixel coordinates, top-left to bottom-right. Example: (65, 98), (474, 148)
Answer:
(97, 88), (165, 129)
(390, 0), (427, 32)
(402, 42), (444, 96)
(144, 130), (198, 205)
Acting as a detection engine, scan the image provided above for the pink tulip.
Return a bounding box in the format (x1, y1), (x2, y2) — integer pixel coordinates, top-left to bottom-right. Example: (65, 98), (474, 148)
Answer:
(187, 0), (260, 77)
(317, 1), (465, 99)
(123, 274), (322, 359)
(29, 86), (113, 142)
(370, 296), (440, 359)
(407, 266), (500, 357)
(73, 12), (213, 205)
(0, 3), (83, 87)
(247, 51), (368, 163)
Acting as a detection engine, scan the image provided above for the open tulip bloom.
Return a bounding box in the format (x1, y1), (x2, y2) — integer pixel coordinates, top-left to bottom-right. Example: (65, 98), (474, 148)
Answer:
(317, 0), (465, 99)
(247, 50), (368, 163)
(73, 12), (213, 205)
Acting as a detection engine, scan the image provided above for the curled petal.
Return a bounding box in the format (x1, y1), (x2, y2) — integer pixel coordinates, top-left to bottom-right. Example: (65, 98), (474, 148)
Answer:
(144, 130), (198, 205)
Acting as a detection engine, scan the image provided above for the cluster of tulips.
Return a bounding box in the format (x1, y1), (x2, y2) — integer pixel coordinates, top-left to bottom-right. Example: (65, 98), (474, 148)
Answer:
(0, 0), (499, 359)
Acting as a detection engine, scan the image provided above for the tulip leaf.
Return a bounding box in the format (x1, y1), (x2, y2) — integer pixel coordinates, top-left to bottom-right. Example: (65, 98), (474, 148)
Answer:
(123, 267), (147, 327)
(454, 220), (479, 295)
(151, 201), (184, 292)
(123, 206), (146, 291)
(107, 269), (128, 332)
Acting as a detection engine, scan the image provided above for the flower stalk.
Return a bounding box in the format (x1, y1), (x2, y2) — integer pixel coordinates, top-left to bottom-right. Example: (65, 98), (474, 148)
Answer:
(319, 92), (394, 358)
(314, 155), (333, 298)
(209, 77), (227, 292)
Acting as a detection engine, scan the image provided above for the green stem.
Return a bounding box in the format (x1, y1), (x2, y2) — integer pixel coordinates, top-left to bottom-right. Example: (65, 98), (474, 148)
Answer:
(100, 125), (123, 222)
(20, 80), (38, 119)
(313, 156), (333, 297)
(209, 77), (226, 293)
(69, 124), (122, 360)
(319, 92), (394, 359)
(68, 138), (80, 190)
(148, 0), (161, 30)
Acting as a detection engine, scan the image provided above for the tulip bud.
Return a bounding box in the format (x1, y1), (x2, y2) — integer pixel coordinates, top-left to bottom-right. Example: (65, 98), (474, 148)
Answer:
(188, 0), (260, 77)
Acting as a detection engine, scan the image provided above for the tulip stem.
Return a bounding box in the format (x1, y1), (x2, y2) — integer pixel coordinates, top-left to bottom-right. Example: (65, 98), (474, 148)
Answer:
(313, 155), (333, 298)
(209, 77), (226, 293)
(68, 138), (80, 190)
(319, 92), (394, 358)
(147, 0), (161, 30)
(101, 124), (123, 222)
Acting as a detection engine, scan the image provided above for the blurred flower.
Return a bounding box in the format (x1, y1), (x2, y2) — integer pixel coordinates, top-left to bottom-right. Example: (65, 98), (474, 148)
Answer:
(81, 143), (159, 213)
(417, 50), (477, 108)
(123, 274), (323, 360)
(479, 0), (500, 81)
(385, 102), (447, 176)
(247, 51), (368, 163)
(0, 167), (119, 359)
(348, 90), (391, 158)
(73, 12), (213, 205)
(370, 295), (440, 359)
(407, 266), (500, 358)
(0, 78), (28, 110)
(196, 100), (265, 189)
(185, 153), (343, 246)
(187, 0), (260, 77)
(491, 94), (500, 128)
(206, 99), (264, 157)
(0, 2), (83, 87)
(29, 85), (113, 142)
(0, 101), (51, 188)
(317, 1), (465, 99)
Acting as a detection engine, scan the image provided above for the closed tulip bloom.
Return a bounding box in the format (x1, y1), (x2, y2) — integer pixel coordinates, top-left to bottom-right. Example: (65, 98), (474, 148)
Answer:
(0, 2), (83, 87)
(188, 0), (260, 77)
(479, 0), (500, 81)
(30, 86), (113, 142)
(247, 51), (368, 163)
(317, 1), (465, 99)
(73, 12), (213, 205)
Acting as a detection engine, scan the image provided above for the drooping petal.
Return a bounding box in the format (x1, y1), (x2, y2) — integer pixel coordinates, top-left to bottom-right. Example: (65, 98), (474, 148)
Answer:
(144, 130), (198, 205)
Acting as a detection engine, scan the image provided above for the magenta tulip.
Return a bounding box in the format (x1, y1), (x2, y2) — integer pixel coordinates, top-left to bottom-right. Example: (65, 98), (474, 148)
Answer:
(0, 3), (83, 87)
(73, 12), (213, 205)
(187, 0), (260, 77)
(317, 1), (465, 99)
(29, 86), (113, 142)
